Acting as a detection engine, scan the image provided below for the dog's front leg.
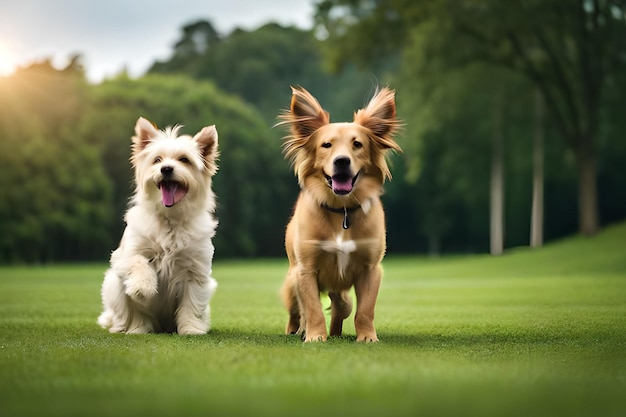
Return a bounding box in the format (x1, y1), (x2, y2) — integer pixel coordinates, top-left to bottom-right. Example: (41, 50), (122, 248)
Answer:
(297, 269), (327, 342)
(176, 276), (216, 335)
(353, 265), (382, 342)
(123, 254), (158, 302)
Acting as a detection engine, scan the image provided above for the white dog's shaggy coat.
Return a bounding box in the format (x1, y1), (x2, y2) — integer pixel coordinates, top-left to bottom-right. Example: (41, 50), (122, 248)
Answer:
(98, 117), (219, 335)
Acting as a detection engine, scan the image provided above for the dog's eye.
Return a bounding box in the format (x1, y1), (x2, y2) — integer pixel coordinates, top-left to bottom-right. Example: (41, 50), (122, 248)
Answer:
(353, 141), (363, 149)
(321, 142), (332, 149)
(179, 157), (190, 164)
(153, 157), (162, 164)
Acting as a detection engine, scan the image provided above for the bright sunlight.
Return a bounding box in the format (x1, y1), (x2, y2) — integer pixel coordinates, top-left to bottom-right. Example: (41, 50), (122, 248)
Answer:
(0, 40), (16, 76)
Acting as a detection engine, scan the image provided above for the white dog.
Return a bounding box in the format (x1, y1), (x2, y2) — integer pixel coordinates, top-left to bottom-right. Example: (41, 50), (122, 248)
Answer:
(98, 117), (219, 335)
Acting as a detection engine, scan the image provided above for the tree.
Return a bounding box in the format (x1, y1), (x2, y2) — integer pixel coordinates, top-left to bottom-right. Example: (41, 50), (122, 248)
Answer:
(531, 90), (545, 248)
(150, 20), (221, 76)
(150, 21), (382, 125)
(374, 14), (539, 253)
(0, 61), (113, 262)
(315, 0), (626, 237)
(490, 89), (505, 255)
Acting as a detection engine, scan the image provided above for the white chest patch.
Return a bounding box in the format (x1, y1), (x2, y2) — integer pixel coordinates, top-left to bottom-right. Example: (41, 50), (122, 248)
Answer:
(319, 235), (357, 278)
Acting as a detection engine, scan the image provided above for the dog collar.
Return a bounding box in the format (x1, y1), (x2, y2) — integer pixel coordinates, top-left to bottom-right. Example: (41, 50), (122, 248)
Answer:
(320, 203), (361, 230)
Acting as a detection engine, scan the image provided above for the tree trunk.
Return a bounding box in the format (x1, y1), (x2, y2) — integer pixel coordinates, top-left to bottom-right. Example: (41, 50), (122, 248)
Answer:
(574, 144), (600, 236)
(530, 89), (544, 248)
(490, 91), (505, 256)
(427, 233), (441, 258)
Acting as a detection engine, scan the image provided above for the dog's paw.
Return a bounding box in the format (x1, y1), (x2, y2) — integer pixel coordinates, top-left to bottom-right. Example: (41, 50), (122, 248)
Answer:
(126, 324), (154, 334)
(124, 280), (158, 301)
(123, 260), (158, 302)
(177, 324), (208, 336)
(356, 333), (379, 343)
(304, 333), (327, 343)
(124, 275), (158, 302)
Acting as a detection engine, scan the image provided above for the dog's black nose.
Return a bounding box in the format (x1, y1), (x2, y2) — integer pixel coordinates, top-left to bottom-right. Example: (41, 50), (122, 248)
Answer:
(161, 166), (174, 176)
(333, 157), (350, 168)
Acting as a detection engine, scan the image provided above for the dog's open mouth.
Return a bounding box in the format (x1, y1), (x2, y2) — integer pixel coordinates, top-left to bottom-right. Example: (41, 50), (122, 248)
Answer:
(326, 172), (359, 195)
(157, 180), (188, 207)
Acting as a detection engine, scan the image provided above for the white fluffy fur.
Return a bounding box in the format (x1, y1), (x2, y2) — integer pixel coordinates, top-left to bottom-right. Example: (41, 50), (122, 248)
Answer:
(98, 117), (219, 335)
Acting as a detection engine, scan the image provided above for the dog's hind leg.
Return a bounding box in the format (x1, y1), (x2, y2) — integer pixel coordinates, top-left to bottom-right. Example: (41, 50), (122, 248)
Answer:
(328, 290), (352, 337)
(98, 269), (120, 331)
(281, 267), (302, 335)
(99, 268), (149, 333)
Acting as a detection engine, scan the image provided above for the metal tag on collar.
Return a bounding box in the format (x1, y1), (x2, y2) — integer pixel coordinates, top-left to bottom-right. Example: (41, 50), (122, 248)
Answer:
(343, 206), (350, 229)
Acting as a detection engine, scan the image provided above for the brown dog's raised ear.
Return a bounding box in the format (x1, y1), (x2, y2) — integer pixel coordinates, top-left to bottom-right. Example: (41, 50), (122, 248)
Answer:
(193, 125), (219, 173)
(132, 117), (159, 152)
(354, 88), (401, 151)
(285, 86), (330, 138)
(278, 86), (331, 169)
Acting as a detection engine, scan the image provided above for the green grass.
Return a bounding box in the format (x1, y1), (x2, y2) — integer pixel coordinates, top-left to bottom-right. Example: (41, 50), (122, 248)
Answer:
(1, 224), (626, 417)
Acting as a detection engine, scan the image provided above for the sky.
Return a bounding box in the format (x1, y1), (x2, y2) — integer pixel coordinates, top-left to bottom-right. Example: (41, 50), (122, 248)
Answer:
(0, 0), (315, 83)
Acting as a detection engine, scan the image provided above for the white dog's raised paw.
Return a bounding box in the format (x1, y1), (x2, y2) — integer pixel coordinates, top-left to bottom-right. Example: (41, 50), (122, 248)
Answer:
(124, 278), (158, 302)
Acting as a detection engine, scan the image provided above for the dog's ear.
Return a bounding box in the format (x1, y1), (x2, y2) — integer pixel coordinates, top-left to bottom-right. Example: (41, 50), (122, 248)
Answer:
(285, 86), (330, 138)
(194, 125), (219, 173)
(354, 88), (402, 151)
(278, 86), (330, 172)
(133, 117), (159, 152)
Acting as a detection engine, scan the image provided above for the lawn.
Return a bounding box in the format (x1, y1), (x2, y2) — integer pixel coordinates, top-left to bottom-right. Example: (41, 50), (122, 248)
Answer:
(1, 223), (625, 417)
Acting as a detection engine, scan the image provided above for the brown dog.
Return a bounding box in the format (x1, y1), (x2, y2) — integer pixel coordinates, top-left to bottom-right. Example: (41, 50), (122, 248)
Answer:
(278, 86), (401, 342)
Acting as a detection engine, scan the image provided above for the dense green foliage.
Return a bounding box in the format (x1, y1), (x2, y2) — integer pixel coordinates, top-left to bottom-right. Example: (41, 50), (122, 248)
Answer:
(1, 9), (626, 262)
(1, 222), (625, 417)
(0, 63), (113, 262)
(316, 0), (626, 238)
(150, 22), (386, 124)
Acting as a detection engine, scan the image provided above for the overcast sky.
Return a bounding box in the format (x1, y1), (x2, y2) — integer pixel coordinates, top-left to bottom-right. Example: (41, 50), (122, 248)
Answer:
(0, 0), (315, 82)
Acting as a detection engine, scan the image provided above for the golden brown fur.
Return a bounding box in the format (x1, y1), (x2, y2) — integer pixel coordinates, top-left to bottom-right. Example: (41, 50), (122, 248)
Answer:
(277, 86), (401, 342)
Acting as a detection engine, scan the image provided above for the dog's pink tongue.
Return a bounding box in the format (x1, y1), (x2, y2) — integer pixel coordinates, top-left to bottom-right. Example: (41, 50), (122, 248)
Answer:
(161, 182), (187, 207)
(332, 177), (353, 194)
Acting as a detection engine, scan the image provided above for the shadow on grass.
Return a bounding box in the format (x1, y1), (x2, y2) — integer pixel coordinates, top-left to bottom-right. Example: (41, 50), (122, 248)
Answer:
(177, 327), (584, 350)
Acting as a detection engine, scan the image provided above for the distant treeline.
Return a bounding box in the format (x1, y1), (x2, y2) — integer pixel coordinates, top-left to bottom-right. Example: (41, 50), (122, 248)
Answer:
(1, 12), (625, 263)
